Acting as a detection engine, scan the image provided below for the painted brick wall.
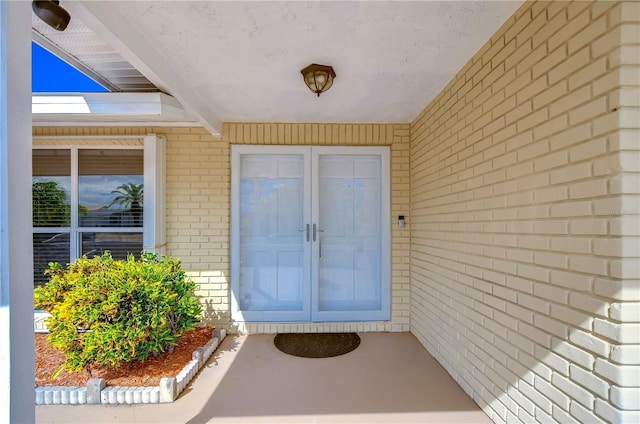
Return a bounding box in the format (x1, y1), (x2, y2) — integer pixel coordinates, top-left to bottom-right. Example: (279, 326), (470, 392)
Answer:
(409, 1), (640, 423)
(34, 123), (412, 334)
(162, 127), (231, 329)
(223, 122), (411, 334)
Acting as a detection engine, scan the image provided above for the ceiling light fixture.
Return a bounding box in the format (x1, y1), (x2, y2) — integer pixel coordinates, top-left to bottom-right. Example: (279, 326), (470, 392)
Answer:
(32, 0), (71, 32)
(301, 64), (336, 97)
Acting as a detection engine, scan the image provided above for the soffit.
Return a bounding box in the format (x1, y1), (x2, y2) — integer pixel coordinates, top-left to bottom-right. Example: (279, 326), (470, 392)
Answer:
(32, 11), (158, 92)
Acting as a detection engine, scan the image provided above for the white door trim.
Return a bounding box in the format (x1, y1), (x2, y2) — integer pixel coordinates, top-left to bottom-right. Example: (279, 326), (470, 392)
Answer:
(230, 145), (390, 323)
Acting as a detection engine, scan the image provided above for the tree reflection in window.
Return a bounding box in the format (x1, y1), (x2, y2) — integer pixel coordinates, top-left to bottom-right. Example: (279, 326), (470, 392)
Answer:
(32, 180), (70, 227)
(109, 182), (143, 227)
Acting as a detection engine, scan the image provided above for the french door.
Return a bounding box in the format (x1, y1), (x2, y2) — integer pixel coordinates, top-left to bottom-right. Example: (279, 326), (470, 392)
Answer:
(231, 145), (390, 322)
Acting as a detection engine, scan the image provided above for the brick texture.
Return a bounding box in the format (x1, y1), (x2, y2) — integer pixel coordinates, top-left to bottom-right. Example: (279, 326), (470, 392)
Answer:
(34, 124), (411, 334)
(409, 1), (640, 423)
(31, 1), (640, 421)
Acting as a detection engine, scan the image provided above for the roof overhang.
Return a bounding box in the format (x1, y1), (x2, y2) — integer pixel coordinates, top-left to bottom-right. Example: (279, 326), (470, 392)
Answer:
(32, 92), (199, 127)
(63, 1), (223, 135)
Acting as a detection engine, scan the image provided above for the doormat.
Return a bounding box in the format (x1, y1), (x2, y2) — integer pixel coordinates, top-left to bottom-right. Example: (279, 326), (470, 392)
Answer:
(274, 333), (360, 358)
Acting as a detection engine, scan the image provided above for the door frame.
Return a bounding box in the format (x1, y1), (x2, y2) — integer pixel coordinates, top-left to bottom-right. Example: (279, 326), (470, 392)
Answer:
(230, 145), (391, 323)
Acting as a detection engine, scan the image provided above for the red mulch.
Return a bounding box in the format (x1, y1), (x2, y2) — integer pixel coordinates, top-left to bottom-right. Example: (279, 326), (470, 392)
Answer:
(35, 326), (214, 387)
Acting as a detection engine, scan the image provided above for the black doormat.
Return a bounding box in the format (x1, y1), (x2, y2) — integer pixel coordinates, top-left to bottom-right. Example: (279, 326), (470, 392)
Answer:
(274, 333), (361, 358)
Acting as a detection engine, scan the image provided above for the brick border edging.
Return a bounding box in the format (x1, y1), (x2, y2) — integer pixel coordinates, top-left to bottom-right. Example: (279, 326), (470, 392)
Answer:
(35, 329), (227, 405)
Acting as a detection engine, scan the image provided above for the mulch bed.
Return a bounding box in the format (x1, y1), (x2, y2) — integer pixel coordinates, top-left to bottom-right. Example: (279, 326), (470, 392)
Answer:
(35, 326), (214, 387)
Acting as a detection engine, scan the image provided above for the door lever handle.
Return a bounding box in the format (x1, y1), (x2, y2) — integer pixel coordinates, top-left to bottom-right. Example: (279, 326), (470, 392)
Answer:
(312, 223), (324, 242)
(299, 224), (310, 242)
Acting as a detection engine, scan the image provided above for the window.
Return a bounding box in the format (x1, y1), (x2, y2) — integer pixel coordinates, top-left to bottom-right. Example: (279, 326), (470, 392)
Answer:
(32, 136), (165, 287)
(33, 149), (72, 285)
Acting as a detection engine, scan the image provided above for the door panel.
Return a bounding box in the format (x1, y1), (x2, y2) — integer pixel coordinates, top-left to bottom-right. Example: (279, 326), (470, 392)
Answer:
(232, 149), (311, 321)
(313, 150), (388, 321)
(231, 145), (389, 323)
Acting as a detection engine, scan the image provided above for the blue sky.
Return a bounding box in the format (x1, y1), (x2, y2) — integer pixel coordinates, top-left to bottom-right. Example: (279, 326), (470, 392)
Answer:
(32, 42), (108, 92)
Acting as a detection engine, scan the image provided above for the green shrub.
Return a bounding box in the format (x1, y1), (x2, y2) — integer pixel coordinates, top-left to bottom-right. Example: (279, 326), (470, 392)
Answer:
(34, 252), (202, 377)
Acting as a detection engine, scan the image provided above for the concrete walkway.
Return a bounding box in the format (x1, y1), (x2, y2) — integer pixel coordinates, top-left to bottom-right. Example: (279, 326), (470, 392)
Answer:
(36, 332), (491, 424)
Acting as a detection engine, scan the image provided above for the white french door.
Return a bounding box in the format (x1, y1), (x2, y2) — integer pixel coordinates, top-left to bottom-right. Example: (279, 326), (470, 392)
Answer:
(231, 145), (390, 322)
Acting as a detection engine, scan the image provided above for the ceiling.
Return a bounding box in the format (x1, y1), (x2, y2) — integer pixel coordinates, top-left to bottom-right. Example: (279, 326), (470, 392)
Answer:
(39, 1), (523, 135)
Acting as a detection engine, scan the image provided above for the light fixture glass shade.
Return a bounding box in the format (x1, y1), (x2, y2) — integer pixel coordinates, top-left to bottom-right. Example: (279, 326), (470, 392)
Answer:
(33, 1), (71, 31)
(301, 64), (336, 97)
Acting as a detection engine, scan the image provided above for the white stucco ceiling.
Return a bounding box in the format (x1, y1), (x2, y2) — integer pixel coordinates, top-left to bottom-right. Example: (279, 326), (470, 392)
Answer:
(63, 1), (523, 135)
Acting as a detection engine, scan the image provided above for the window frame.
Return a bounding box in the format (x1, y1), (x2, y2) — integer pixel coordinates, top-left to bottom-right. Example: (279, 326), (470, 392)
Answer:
(32, 134), (165, 281)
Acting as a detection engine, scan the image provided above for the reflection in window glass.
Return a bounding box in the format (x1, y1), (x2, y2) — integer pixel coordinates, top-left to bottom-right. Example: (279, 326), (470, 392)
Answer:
(33, 149), (71, 288)
(32, 147), (145, 290)
(78, 149), (144, 228)
(32, 149), (71, 227)
(33, 232), (70, 287)
(81, 232), (143, 259)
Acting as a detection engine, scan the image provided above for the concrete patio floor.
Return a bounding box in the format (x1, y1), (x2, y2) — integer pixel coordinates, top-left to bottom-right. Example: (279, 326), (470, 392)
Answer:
(36, 332), (491, 424)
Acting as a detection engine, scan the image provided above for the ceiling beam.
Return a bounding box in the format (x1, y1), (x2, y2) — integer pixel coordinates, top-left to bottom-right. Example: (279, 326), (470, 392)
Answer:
(66, 1), (222, 135)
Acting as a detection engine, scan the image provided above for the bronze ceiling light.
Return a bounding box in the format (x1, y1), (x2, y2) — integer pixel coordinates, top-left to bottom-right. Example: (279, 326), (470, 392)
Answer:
(301, 64), (336, 97)
(32, 1), (71, 31)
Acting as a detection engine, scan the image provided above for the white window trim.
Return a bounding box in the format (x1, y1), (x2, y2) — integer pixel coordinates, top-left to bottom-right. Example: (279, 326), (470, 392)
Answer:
(32, 134), (166, 264)
(144, 134), (166, 254)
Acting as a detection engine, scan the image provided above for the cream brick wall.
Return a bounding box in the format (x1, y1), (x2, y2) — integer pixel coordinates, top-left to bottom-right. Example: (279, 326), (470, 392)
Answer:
(31, 1), (639, 418)
(34, 123), (411, 334)
(409, 1), (640, 423)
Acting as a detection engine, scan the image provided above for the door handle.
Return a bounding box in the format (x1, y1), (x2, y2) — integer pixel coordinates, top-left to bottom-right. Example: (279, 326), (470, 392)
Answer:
(299, 224), (310, 242)
(312, 223), (323, 242)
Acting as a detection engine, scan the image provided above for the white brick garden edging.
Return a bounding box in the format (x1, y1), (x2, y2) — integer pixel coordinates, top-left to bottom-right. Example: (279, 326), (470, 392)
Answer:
(35, 328), (226, 405)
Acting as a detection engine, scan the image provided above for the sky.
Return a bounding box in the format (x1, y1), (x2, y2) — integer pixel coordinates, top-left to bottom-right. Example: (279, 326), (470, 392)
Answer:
(32, 42), (108, 92)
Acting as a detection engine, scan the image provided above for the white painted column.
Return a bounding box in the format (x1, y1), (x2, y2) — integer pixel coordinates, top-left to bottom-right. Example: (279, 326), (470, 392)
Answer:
(0, 1), (35, 423)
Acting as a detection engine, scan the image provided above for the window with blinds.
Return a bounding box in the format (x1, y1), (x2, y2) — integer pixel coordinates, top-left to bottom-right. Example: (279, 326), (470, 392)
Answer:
(33, 149), (71, 227)
(33, 149), (71, 286)
(32, 147), (144, 287)
(78, 149), (144, 228)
